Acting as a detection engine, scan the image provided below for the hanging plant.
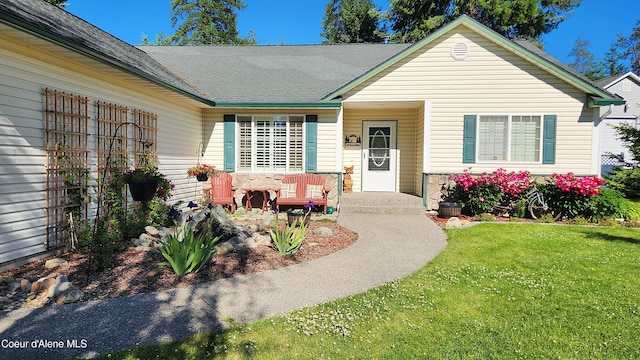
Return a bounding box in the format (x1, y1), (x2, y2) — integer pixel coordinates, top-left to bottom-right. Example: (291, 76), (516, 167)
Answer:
(187, 163), (216, 181)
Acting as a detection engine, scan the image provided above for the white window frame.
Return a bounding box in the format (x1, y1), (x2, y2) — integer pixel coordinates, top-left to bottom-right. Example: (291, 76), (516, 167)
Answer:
(477, 114), (543, 163)
(236, 114), (306, 173)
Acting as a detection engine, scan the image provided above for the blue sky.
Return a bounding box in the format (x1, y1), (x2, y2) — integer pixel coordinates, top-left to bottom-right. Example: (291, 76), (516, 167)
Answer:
(66, 0), (638, 65)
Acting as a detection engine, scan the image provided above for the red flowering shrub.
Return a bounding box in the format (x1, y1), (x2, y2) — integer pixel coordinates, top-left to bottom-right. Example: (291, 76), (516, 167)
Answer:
(539, 172), (606, 219)
(450, 168), (532, 215)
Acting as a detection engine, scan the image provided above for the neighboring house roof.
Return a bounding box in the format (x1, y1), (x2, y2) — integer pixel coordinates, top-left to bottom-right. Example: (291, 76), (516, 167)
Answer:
(139, 43), (411, 107)
(595, 71), (640, 89)
(0, 0), (215, 106)
(324, 15), (624, 107)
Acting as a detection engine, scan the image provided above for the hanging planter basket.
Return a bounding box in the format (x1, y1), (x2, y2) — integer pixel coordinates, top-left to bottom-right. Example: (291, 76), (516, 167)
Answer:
(287, 209), (311, 227)
(196, 173), (209, 182)
(127, 181), (158, 202)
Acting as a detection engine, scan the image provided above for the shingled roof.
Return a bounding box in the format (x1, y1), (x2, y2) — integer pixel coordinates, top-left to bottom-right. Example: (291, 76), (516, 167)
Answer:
(0, 0), (215, 106)
(139, 44), (411, 105)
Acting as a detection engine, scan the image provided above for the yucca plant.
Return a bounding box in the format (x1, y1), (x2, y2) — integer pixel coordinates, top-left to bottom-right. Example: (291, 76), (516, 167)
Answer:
(158, 226), (219, 276)
(269, 219), (307, 255)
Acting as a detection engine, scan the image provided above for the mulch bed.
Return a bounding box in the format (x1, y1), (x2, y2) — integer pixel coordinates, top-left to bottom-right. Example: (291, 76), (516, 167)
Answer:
(0, 221), (358, 304)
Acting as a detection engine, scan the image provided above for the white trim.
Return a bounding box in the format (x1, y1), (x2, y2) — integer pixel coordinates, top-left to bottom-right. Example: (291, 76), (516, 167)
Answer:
(235, 113), (306, 173)
(592, 108), (601, 176)
(601, 72), (640, 89)
(423, 100), (431, 173)
(336, 107), (344, 172)
(475, 113), (544, 164)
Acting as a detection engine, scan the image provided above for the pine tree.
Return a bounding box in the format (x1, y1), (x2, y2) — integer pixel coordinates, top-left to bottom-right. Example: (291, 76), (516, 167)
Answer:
(390, 0), (582, 43)
(321, 0), (386, 44)
(169, 0), (250, 45)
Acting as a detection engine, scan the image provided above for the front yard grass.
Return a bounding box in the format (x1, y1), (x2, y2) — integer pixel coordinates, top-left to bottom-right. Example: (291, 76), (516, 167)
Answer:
(95, 224), (640, 359)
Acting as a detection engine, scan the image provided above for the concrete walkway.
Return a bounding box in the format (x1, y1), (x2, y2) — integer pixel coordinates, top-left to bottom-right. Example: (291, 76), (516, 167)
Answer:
(0, 212), (447, 359)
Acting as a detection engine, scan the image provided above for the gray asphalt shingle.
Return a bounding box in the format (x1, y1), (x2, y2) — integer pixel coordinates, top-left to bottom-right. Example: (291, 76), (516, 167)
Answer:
(139, 44), (411, 103)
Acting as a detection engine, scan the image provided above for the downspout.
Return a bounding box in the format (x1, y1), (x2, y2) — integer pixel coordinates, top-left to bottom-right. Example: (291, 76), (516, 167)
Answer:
(600, 104), (613, 120)
(595, 105), (613, 177)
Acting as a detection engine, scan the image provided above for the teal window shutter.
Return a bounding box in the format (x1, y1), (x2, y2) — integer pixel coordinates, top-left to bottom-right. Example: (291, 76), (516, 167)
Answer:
(223, 114), (235, 171)
(463, 115), (476, 163)
(305, 115), (318, 172)
(542, 115), (557, 164)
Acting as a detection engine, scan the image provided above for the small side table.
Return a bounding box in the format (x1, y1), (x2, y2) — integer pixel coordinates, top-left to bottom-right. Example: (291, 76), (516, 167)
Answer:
(245, 188), (275, 214)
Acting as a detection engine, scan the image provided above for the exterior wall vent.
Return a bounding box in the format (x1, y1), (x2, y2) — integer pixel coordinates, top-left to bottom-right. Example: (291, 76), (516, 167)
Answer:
(451, 42), (470, 60)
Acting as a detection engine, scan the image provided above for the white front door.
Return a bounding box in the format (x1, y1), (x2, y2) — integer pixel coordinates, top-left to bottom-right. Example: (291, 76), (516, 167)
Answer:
(362, 121), (397, 192)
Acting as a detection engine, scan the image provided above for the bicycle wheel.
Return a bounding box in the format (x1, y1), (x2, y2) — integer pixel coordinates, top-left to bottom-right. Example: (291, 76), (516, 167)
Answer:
(528, 199), (562, 220)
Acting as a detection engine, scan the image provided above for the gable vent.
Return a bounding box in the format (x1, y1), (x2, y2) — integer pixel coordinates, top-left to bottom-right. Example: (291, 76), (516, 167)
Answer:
(451, 42), (470, 60)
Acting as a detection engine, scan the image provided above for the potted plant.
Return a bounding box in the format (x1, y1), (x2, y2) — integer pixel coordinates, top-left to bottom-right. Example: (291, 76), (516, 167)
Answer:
(187, 163), (216, 182)
(287, 201), (314, 227)
(438, 201), (462, 218)
(122, 167), (172, 202)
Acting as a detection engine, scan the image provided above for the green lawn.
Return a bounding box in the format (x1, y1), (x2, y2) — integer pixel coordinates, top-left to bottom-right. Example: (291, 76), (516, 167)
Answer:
(95, 224), (640, 359)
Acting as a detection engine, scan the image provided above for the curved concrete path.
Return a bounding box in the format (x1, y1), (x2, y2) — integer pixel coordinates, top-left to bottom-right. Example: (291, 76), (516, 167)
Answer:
(0, 213), (447, 359)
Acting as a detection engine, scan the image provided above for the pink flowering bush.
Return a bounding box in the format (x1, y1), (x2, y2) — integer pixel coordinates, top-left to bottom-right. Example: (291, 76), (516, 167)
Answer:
(450, 168), (532, 215)
(539, 172), (606, 219)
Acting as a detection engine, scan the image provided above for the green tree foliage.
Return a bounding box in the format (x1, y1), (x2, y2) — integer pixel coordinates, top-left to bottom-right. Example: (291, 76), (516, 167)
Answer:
(629, 20), (640, 74)
(603, 34), (630, 77)
(606, 123), (640, 198)
(169, 0), (255, 45)
(390, 0), (582, 43)
(321, 0), (387, 43)
(44, 0), (67, 8)
(568, 36), (605, 80)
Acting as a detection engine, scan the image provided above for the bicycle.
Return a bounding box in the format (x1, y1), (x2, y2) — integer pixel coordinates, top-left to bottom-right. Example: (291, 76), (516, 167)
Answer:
(526, 186), (562, 220)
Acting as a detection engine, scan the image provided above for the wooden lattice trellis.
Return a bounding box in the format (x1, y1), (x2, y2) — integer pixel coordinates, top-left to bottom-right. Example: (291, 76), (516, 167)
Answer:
(45, 89), (90, 250)
(133, 109), (158, 166)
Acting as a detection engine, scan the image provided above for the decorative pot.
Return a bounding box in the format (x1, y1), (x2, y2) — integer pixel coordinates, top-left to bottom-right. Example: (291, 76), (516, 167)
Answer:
(196, 173), (209, 182)
(127, 181), (158, 202)
(438, 202), (462, 218)
(287, 210), (311, 227)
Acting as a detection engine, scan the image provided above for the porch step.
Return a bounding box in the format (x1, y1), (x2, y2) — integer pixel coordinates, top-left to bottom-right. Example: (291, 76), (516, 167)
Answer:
(339, 193), (425, 215)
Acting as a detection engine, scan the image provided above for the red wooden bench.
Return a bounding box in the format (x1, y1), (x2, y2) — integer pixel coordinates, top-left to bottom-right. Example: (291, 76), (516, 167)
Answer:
(276, 174), (329, 214)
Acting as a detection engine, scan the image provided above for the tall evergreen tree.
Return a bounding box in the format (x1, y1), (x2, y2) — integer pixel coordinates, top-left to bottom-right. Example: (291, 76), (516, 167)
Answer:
(568, 36), (604, 80)
(603, 34), (630, 77)
(390, 0), (581, 43)
(44, 0), (67, 8)
(169, 0), (253, 45)
(629, 20), (640, 74)
(321, 0), (386, 43)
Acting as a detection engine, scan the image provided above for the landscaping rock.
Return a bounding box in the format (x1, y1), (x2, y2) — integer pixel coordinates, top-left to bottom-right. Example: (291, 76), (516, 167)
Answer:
(7, 281), (21, 293)
(48, 281), (72, 298)
(245, 237), (258, 249)
(44, 258), (68, 269)
(313, 227), (333, 237)
(145, 226), (160, 236)
(254, 234), (272, 246)
(55, 289), (83, 305)
(20, 279), (32, 293)
(134, 246), (159, 253)
(215, 241), (235, 256)
(132, 238), (153, 247)
(139, 233), (157, 241)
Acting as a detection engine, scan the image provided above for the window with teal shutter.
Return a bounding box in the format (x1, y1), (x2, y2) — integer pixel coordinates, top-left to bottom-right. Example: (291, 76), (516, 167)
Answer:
(463, 115), (476, 163)
(223, 114), (235, 171)
(305, 115), (318, 172)
(542, 115), (557, 164)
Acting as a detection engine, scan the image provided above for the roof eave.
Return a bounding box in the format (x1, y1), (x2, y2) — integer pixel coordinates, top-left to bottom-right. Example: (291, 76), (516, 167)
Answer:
(0, 12), (216, 107)
(587, 95), (626, 108)
(214, 102), (342, 108)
